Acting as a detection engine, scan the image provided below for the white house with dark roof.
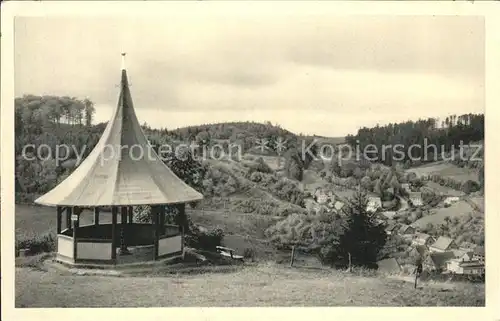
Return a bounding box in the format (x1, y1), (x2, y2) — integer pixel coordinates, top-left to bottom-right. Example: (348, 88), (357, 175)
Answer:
(429, 236), (458, 253)
(366, 196), (382, 213)
(409, 192), (423, 207)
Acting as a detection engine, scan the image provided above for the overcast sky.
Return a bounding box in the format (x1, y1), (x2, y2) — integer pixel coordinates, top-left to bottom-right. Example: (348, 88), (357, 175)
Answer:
(15, 15), (484, 137)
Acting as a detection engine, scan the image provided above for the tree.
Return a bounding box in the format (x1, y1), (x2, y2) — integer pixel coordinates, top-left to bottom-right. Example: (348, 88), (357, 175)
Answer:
(83, 98), (96, 127)
(360, 176), (372, 190)
(284, 148), (304, 181)
(461, 180), (480, 194)
(319, 190), (387, 269)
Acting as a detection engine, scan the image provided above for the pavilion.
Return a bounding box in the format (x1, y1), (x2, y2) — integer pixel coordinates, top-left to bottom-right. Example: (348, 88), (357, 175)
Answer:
(34, 53), (203, 266)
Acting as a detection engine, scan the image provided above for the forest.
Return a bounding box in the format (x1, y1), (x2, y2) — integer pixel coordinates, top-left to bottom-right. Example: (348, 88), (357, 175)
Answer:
(345, 114), (484, 167)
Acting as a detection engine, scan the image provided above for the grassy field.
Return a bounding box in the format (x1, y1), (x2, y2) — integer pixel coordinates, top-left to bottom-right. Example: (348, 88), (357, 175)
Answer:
(412, 200), (475, 228)
(406, 162), (479, 183)
(15, 263), (484, 307)
(422, 181), (465, 197)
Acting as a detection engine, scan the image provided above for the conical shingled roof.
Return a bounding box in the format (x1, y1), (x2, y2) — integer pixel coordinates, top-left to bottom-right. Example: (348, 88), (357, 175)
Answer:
(35, 56), (203, 207)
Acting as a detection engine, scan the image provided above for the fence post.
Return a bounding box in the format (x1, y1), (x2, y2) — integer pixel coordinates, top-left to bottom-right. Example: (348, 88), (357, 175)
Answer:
(290, 245), (296, 267)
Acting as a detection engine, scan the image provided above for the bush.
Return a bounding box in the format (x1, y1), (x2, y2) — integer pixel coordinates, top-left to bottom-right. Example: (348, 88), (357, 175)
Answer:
(16, 233), (56, 255)
(186, 227), (224, 251)
(461, 180), (480, 194)
(243, 247), (256, 261)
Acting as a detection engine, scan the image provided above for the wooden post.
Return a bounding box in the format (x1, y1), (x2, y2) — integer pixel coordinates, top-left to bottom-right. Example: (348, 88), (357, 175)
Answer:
(56, 206), (63, 234)
(93, 207), (100, 226)
(348, 252), (352, 272)
(119, 207), (130, 255)
(121, 206), (127, 224)
(153, 206), (159, 260)
(414, 271), (418, 289)
(159, 205), (165, 235)
(178, 203), (187, 233)
(290, 245), (296, 267)
(111, 207), (117, 261)
(65, 207), (71, 229)
(181, 224), (185, 259)
(72, 207), (80, 260)
(128, 206), (133, 224)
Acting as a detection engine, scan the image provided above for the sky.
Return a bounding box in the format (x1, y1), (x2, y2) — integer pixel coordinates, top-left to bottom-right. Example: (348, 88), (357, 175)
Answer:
(15, 15), (485, 137)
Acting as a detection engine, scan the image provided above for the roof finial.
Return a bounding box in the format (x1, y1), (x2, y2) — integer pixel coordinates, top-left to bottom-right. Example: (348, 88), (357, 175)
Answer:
(121, 52), (126, 70)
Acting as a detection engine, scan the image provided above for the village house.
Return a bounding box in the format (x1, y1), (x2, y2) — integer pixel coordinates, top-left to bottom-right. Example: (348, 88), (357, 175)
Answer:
(380, 211), (397, 220)
(447, 258), (485, 275)
(408, 245), (429, 260)
(412, 233), (435, 247)
(444, 196), (460, 206)
(401, 183), (411, 193)
(385, 223), (399, 235)
(409, 192), (423, 207)
(455, 250), (474, 262)
(429, 236), (459, 253)
(366, 196), (382, 213)
(459, 241), (478, 252)
(459, 261), (485, 275)
(424, 251), (456, 272)
(472, 246), (485, 262)
(313, 188), (329, 204)
(334, 201), (345, 212)
(398, 224), (416, 235)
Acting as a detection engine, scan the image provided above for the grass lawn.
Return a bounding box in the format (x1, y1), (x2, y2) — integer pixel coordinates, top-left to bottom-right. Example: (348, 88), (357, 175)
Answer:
(412, 200), (475, 229)
(423, 181), (465, 197)
(406, 162), (478, 184)
(15, 263), (484, 307)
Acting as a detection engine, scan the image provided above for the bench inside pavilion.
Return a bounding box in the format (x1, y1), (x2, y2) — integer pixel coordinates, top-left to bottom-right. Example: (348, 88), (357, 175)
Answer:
(34, 54), (203, 266)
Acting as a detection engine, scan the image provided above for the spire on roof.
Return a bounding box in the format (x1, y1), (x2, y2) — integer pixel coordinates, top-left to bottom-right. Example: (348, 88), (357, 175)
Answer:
(121, 52), (126, 70)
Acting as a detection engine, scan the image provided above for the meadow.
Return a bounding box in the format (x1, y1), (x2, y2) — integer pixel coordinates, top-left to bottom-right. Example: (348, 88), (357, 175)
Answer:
(15, 261), (484, 307)
(406, 162), (479, 184)
(412, 200), (476, 229)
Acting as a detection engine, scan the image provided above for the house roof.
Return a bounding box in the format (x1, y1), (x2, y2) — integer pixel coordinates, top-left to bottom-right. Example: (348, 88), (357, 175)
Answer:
(459, 242), (478, 250)
(452, 249), (473, 259)
(431, 236), (455, 251)
(459, 260), (484, 268)
(409, 192), (422, 199)
(381, 211), (397, 219)
(34, 55), (204, 207)
(414, 233), (432, 242)
(385, 222), (399, 232)
(398, 224), (414, 233)
(334, 201), (345, 210)
(411, 245), (428, 257)
(377, 258), (401, 273)
(427, 251), (456, 268)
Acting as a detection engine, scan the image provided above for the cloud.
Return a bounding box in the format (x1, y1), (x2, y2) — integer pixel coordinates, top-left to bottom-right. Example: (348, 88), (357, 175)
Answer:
(14, 15), (484, 136)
